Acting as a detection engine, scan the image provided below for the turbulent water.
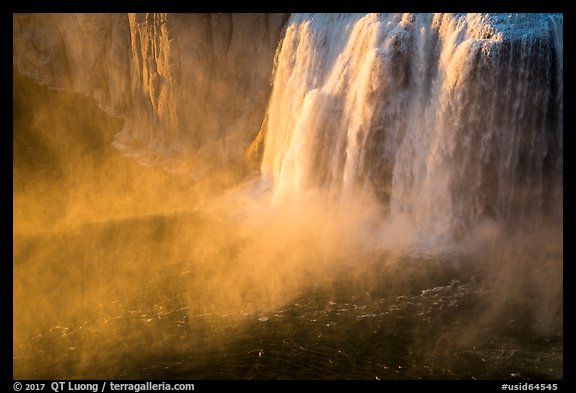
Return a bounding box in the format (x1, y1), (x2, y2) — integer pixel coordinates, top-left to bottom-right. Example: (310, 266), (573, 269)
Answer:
(262, 13), (562, 246)
(13, 13), (563, 381)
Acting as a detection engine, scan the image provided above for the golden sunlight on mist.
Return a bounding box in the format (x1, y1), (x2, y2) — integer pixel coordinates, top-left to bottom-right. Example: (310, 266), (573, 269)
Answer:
(13, 71), (379, 378)
(14, 12), (562, 381)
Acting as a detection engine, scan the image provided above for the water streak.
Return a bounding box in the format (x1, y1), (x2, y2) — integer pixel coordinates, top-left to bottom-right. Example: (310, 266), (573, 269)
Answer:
(261, 13), (563, 248)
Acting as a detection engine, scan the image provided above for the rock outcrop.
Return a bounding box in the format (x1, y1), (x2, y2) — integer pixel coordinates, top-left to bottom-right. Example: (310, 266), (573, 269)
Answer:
(13, 13), (289, 176)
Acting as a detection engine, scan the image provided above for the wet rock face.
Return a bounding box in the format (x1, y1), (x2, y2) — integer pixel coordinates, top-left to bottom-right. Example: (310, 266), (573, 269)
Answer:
(13, 14), (131, 114)
(13, 13), (289, 173)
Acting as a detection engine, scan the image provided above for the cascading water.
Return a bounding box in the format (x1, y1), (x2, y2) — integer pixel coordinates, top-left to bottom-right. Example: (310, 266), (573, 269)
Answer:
(261, 13), (563, 247)
(13, 13), (563, 380)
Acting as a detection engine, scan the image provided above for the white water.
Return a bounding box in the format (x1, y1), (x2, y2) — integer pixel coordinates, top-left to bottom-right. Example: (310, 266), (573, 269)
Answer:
(13, 13), (562, 241)
(260, 13), (563, 248)
(13, 13), (564, 379)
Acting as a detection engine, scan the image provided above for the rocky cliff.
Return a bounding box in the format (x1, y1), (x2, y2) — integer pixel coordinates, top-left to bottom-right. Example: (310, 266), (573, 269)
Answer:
(13, 13), (289, 176)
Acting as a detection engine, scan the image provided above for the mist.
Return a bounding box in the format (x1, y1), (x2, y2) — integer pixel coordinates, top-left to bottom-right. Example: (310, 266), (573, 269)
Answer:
(13, 13), (562, 380)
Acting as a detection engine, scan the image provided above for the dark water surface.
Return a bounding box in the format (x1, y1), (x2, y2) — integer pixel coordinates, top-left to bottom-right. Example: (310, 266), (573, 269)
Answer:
(14, 215), (562, 380)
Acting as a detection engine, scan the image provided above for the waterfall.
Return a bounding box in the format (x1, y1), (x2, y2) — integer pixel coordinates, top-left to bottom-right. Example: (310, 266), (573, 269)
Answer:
(260, 13), (563, 245)
(12, 13), (564, 379)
